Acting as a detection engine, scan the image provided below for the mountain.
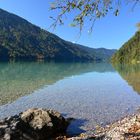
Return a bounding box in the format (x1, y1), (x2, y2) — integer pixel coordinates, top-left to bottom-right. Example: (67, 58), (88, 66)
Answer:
(112, 31), (140, 64)
(0, 8), (116, 62)
(77, 45), (116, 61)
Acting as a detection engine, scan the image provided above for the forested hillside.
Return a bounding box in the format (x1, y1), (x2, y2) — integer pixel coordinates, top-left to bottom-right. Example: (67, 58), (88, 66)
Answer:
(112, 31), (140, 64)
(0, 8), (116, 62)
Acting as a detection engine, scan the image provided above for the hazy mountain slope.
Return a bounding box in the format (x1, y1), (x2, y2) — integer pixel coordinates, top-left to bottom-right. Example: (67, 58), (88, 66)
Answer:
(77, 44), (116, 61)
(112, 31), (140, 64)
(0, 8), (116, 62)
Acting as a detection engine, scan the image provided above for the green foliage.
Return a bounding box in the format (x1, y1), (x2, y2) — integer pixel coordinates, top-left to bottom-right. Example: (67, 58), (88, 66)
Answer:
(112, 31), (140, 64)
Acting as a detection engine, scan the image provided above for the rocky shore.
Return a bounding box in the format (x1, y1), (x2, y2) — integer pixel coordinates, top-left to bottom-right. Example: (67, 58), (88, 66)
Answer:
(66, 112), (140, 140)
(0, 108), (140, 140)
(0, 108), (69, 140)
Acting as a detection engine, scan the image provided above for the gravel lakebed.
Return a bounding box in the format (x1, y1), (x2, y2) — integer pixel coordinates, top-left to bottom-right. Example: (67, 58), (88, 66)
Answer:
(1, 108), (140, 140)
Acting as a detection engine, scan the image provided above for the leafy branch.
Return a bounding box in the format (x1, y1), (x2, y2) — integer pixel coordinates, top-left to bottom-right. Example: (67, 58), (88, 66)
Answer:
(49, 0), (140, 32)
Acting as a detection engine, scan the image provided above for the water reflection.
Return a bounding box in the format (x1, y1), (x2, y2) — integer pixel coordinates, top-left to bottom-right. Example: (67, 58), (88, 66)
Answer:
(113, 64), (140, 94)
(0, 62), (140, 135)
(0, 62), (114, 105)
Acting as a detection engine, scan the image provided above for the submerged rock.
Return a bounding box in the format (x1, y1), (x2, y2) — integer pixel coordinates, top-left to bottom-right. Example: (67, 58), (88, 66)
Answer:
(0, 108), (69, 140)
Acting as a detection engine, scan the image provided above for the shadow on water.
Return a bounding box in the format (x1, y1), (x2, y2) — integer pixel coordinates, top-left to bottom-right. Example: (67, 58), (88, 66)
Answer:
(67, 118), (88, 136)
(61, 113), (87, 134)
(113, 64), (140, 94)
(0, 62), (115, 105)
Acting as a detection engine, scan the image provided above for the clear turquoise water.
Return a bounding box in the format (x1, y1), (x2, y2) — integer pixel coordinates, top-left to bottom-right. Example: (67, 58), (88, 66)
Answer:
(0, 62), (140, 135)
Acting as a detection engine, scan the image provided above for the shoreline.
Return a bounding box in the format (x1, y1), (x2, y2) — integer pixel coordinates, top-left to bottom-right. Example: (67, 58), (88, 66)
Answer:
(67, 111), (140, 140)
(0, 108), (140, 140)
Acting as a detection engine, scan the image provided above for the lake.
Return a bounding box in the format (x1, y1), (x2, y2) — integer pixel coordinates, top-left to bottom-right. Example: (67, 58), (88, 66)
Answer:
(0, 62), (140, 135)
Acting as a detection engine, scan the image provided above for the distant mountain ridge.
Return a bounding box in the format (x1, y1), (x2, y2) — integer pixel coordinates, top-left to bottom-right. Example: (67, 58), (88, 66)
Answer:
(112, 31), (140, 64)
(77, 44), (116, 61)
(0, 8), (116, 62)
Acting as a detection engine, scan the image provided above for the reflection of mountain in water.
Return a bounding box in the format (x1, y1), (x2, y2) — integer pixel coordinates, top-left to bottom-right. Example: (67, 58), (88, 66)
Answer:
(0, 62), (114, 105)
(113, 64), (140, 94)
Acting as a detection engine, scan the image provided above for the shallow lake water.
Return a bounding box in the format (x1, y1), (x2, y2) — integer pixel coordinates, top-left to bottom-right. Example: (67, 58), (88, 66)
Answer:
(0, 62), (140, 135)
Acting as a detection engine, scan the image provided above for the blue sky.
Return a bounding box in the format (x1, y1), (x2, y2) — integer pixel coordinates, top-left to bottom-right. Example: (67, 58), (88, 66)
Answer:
(0, 0), (140, 49)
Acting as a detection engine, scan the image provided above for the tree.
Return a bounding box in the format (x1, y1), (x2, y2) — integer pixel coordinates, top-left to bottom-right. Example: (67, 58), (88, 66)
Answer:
(50, 0), (140, 31)
(137, 22), (140, 31)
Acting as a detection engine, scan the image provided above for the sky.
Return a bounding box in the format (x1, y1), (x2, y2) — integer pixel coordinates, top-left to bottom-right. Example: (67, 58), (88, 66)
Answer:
(0, 0), (140, 49)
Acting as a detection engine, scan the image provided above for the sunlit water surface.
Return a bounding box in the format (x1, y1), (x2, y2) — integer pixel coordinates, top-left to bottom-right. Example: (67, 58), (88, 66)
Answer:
(0, 62), (140, 135)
